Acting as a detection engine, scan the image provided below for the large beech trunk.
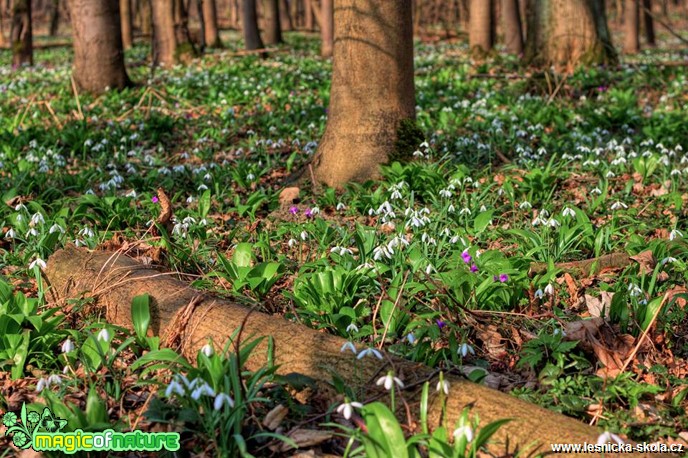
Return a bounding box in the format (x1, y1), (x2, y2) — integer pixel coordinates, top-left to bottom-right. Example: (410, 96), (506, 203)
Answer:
(469, 0), (494, 56)
(241, 0), (263, 49)
(42, 247), (661, 457)
(202, 0), (222, 47)
(139, 0), (153, 35)
(624, 0), (640, 53)
(525, 0), (617, 70)
(264, 0), (282, 44)
(643, 0), (655, 46)
(502, 0), (523, 55)
(68, 0), (131, 93)
(151, 0), (177, 65)
(320, 0), (332, 56)
(10, 0), (32, 67)
(313, 0), (414, 187)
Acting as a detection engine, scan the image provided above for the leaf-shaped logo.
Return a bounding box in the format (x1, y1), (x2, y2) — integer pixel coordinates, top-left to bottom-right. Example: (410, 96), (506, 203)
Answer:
(40, 408), (67, 433)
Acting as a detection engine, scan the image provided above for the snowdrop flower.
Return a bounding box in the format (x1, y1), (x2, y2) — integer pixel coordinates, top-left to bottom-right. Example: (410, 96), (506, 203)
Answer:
(669, 229), (683, 240)
(336, 202), (347, 211)
(597, 431), (625, 445)
(165, 380), (186, 397)
(97, 328), (111, 342)
(26, 228), (39, 237)
(547, 218), (560, 228)
(201, 343), (214, 357)
(337, 400), (363, 420)
(439, 188), (452, 198)
(436, 375), (450, 395)
(447, 204), (456, 213)
(340, 342), (357, 354)
(453, 424), (474, 443)
(47, 375), (62, 386)
(405, 333), (416, 345)
(287, 238), (297, 248)
(610, 201), (627, 210)
(660, 257), (677, 265)
(376, 372), (404, 391)
(49, 223), (64, 234)
(605, 170), (616, 178)
(29, 257), (46, 270)
(544, 283), (554, 296)
(30, 213), (45, 225)
(213, 393), (235, 410)
(15, 203), (27, 211)
(61, 339), (75, 353)
(425, 264), (434, 275)
(458, 343), (475, 358)
(519, 201), (532, 210)
(346, 323), (359, 334)
(4, 228), (16, 239)
(459, 207), (471, 216)
(357, 348), (383, 360)
(300, 231), (308, 241)
(562, 207), (576, 218)
(534, 288), (544, 299)
(36, 378), (49, 393)
(191, 383), (216, 400)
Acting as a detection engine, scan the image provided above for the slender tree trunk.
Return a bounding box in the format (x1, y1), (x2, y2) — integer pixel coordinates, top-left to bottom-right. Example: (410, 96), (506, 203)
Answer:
(279, 0), (291, 30)
(264, 0), (282, 44)
(313, 0), (415, 187)
(120, 0), (133, 49)
(642, 0), (655, 46)
(229, 0), (239, 28)
(0, 3), (6, 47)
(320, 0), (332, 56)
(469, 0), (494, 57)
(10, 0), (32, 67)
(624, 0), (640, 52)
(151, 0), (177, 65)
(194, 0), (206, 50)
(172, 0), (194, 57)
(202, 0), (221, 47)
(140, 0), (152, 34)
(525, 0), (617, 70)
(48, 0), (59, 35)
(241, 0), (263, 49)
(304, 0), (313, 30)
(502, 0), (523, 54)
(68, 0), (130, 92)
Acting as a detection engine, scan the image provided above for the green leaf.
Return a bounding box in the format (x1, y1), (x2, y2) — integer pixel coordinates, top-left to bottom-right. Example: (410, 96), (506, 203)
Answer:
(362, 402), (408, 458)
(131, 294), (151, 341)
(233, 243), (254, 268)
(473, 210), (494, 234)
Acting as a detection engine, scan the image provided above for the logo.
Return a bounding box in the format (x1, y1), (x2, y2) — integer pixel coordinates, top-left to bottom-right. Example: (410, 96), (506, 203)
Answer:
(3, 404), (180, 454)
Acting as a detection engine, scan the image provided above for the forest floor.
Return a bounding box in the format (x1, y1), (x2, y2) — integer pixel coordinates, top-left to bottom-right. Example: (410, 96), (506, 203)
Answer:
(1, 31), (688, 456)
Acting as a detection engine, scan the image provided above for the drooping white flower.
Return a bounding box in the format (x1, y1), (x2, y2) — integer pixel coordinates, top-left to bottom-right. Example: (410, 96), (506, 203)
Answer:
(436, 379), (450, 395)
(597, 431), (625, 445)
(36, 378), (49, 393)
(458, 343), (475, 358)
(340, 342), (357, 354)
(61, 339), (75, 353)
(453, 424), (473, 443)
(165, 380), (186, 397)
(213, 393), (235, 410)
(405, 333), (416, 345)
(191, 383), (216, 400)
(47, 374), (62, 386)
(562, 207), (576, 218)
(376, 372), (404, 391)
(610, 201), (627, 211)
(201, 343), (214, 357)
(357, 348), (383, 360)
(346, 323), (359, 334)
(544, 283), (554, 296)
(336, 400), (363, 420)
(669, 229), (683, 241)
(97, 328), (111, 342)
(29, 258), (47, 270)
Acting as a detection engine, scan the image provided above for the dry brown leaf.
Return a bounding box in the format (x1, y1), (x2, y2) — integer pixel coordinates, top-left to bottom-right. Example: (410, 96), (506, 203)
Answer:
(630, 250), (656, 275)
(263, 404), (289, 430)
(477, 325), (508, 360)
(277, 429), (333, 452)
(584, 291), (614, 318)
(563, 317), (604, 343)
(279, 187), (300, 206)
(563, 273), (579, 306)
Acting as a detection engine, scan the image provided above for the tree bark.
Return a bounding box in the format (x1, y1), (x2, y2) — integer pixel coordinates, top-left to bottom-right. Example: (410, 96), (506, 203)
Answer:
(48, 0), (59, 35)
(42, 246), (661, 458)
(304, 0), (313, 30)
(241, 0), (264, 50)
(319, 0), (332, 56)
(139, 0), (152, 35)
(502, 0), (523, 54)
(469, 0), (494, 57)
(313, 0), (415, 187)
(264, 0), (282, 44)
(202, 0), (222, 47)
(68, 0), (130, 93)
(120, 0), (133, 49)
(525, 0), (617, 71)
(10, 0), (32, 67)
(643, 0), (655, 46)
(279, 0), (291, 30)
(172, 0), (195, 58)
(151, 0), (177, 65)
(624, 0), (640, 53)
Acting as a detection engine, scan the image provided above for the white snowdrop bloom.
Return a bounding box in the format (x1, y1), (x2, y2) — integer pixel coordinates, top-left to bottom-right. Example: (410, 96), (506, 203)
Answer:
(447, 204), (456, 213)
(15, 203), (27, 211)
(547, 218), (560, 228)
(420, 141), (429, 149)
(436, 379), (450, 395)
(337, 400), (363, 420)
(532, 216), (544, 226)
(671, 169), (682, 176)
(534, 289), (544, 299)
(246, 173), (255, 181)
(357, 348), (383, 360)
(412, 150), (424, 158)
(562, 207), (576, 218)
(605, 170), (616, 178)
(610, 201), (627, 210)
(191, 383), (216, 400)
(660, 256), (677, 265)
(287, 238), (297, 248)
(376, 373), (404, 391)
(479, 204), (487, 212)
(544, 283), (554, 296)
(300, 231), (308, 241)
(61, 339), (75, 353)
(452, 424), (473, 443)
(30, 213), (45, 225)
(197, 184), (208, 191)
(36, 378), (49, 393)
(336, 202), (347, 211)
(310, 207), (320, 215)
(346, 323), (359, 334)
(669, 229), (683, 241)
(390, 189), (403, 200)
(425, 264), (434, 275)
(26, 228), (39, 237)
(519, 201), (532, 210)
(186, 196), (195, 203)
(182, 216), (197, 225)
(29, 258), (47, 270)
(49, 223), (64, 234)
(597, 431), (625, 446)
(405, 333), (416, 344)
(340, 342), (357, 353)
(591, 187), (602, 195)
(97, 328), (111, 342)
(203, 173), (212, 181)
(201, 343), (214, 357)
(459, 207), (471, 216)
(213, 393), (235, 410)
(439, 188), (452, 198)
(48, 375), (62, 386)
(628, 283), (643, 297)
(373, 245), (393, 261)
(458, 343), (475, 358)
(4, 228), (16, 239)
(79, 226), (95, 238)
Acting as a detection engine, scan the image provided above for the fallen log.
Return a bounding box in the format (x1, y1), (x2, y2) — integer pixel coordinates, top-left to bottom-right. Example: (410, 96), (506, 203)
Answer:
(528, 252), (632, 278)
(44, 246), (663, 457)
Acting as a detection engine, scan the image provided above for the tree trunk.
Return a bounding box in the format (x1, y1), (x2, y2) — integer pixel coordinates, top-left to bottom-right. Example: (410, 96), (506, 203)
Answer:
(313, 0), (415, 187)
(502, 0), (523, 54)
(304, 0), (313, 30)
(194, 0), (206, 50)
(10, 0), (32, 67)
(42, 246), (661, 458)
(68, 0), (131, 93)
(229, 0), (239, 28)
(279, 0), (291, 30)
(624, 0), (640, 52)
(172, 0), (195, 58)
(202, 0), (222, 47)
(48, 0), (59, 35)
(469, 0), (494, 57)
(643, 0), (655, 46)
(151, 0), (177, 65)
(120, 0), (133, 49)
(319, 0), (332, 56)
(264, 0), (282, 44)
(525, 0), (617, 71)
(139, 0), (152, 35)
(241, 0), (263, 49)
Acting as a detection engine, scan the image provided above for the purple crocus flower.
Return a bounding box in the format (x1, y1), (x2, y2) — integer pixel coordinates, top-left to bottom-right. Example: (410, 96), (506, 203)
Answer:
(152, 196), (159, 204)
(436, 319), (446, 329)
(305, 208), (314, 218)
(470, 264), (478, 273)
(494, 274), (509, 283)
(289, 206), (299, 215)
(461, 250), (472, 264)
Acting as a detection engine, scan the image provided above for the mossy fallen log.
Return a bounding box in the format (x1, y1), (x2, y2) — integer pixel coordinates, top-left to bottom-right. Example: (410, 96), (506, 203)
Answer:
(44, 246), (666, 457)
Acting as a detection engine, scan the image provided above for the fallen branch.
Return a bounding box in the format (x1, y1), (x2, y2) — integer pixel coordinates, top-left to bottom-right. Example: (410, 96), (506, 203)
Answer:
(528, 252), (632, 278)
(44, 246), (664, 457)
